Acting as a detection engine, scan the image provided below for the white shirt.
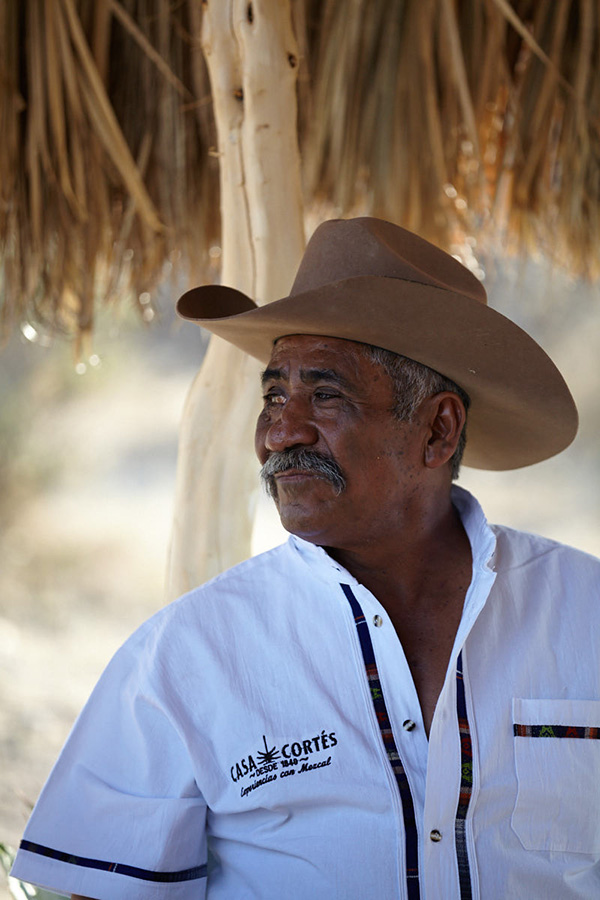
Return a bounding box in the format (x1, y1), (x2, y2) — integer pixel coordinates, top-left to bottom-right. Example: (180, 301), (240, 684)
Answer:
(11, 487), (600, 899)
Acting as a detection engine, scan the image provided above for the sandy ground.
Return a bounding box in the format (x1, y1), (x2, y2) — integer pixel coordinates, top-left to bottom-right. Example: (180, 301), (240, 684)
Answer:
(1, 260), (599, 898)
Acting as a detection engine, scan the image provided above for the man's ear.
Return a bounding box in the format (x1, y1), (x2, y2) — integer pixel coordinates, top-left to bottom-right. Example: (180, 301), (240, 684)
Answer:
(423, 392), (466, 470)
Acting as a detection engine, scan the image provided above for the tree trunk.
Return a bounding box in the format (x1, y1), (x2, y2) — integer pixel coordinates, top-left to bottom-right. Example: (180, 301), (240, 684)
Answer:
(166, 0), (305, 599)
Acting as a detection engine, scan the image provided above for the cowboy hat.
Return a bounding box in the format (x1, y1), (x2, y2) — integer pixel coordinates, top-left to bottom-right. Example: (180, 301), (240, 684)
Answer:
(176, 217), (578, 470)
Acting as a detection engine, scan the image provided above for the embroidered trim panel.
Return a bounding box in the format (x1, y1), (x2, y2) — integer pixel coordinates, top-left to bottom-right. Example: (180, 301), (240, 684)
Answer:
(455, 651), (474, 900)
(514, 724), (600, 738)
(340, 583), (420, 900)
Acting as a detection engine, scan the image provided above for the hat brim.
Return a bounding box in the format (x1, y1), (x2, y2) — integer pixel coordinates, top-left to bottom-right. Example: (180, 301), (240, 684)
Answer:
(177, 276), (578, 471)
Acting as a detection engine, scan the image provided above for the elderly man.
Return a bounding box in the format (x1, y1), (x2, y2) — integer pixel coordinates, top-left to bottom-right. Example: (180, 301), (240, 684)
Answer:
(12, 219), (600, 899)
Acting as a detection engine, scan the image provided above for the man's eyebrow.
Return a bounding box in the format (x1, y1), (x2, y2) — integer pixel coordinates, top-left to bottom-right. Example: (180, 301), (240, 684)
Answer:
(261, 367), (283, 387)
(299, 368), (353, 389)
(260, 366), (354, 390)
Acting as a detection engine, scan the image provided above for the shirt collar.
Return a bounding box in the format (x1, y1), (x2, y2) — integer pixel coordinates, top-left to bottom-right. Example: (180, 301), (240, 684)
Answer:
(450, 484), (497, 573)
(288, 533), (351, 584)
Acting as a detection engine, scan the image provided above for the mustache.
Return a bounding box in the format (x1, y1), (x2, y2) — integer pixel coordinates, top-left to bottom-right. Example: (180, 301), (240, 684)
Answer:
(260, 449), (346, 499)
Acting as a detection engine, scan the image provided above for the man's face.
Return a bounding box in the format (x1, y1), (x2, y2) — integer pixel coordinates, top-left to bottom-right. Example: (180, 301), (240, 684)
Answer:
(255, 335), (430, 553)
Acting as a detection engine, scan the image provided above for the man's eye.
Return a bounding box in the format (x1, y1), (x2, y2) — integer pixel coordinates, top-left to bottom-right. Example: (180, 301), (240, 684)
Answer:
(263, 391), (285, 405)
(314, 390), (339, 401)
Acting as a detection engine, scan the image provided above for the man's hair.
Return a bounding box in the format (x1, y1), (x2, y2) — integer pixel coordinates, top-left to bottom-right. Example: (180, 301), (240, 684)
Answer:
(359, 344), (470, 480)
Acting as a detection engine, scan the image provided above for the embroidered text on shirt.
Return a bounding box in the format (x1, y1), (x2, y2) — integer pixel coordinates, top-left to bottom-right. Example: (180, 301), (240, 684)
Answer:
(230, 731), (338, 797)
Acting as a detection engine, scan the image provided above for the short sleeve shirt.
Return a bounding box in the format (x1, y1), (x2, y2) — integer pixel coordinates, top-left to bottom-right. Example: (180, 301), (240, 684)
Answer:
(11, 487), (600, 898)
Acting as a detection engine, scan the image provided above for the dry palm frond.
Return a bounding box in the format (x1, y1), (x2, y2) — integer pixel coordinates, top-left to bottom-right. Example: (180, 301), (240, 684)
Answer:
(0, 0), (218, 345)
(301, 0), (600, 277)
(1, 0), (599, 347)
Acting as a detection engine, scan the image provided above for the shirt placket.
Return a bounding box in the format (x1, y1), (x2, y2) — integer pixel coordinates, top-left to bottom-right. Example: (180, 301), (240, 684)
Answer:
(421, 563), (496, 900)
(340, 558), (496, 900)
(345, 581), (429, 899)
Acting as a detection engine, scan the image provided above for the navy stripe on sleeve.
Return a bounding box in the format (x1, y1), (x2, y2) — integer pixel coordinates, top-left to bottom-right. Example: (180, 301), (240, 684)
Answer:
(19, 840), (207, 883)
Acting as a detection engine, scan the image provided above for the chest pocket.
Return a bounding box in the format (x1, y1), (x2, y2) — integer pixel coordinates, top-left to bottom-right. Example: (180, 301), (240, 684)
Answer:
(511, 698), (600, 854)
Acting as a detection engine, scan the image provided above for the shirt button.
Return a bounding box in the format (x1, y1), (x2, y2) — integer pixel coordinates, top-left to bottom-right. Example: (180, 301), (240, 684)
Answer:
(402, 719), (416, 731)
(372, 615), (383, 627)
(430, 829), (442, 842)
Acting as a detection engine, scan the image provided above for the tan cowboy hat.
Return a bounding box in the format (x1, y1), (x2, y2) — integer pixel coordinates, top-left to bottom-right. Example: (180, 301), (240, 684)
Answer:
(176, 217), (578, 470)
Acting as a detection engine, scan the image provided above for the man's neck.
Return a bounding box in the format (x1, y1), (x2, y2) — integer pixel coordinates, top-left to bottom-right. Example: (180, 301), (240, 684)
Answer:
(326, 488), (470, 612)
(325, 488), (472, 736)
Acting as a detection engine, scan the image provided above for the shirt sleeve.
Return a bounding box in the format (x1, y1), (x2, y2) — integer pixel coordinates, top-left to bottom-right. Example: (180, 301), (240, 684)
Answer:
(10, 622), (208, 900)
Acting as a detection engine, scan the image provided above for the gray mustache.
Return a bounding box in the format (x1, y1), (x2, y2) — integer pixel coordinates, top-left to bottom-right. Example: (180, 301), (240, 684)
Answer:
(260, 449), (346, 499)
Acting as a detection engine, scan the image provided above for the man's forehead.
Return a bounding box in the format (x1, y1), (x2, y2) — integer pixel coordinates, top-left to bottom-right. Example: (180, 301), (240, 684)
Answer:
(262, 334), (392, 394)
(272, 333), (354, 345)
(265, 333), (367, 371)
(269, 333), (362, 360)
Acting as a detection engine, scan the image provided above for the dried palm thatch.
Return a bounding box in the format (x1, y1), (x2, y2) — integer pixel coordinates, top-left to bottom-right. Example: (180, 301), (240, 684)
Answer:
(1, 0), (599, 346)
(302, 0), (600, 277)
(0, 0), (218, 352)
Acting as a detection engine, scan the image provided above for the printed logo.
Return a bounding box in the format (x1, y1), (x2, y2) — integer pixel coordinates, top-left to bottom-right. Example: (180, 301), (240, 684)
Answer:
(230, 730), (338, 798)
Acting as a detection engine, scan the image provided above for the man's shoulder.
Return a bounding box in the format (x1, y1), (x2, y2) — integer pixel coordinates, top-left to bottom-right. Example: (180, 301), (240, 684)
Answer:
(108, 540), (309, 678)
(182, 538), (301, 601)
(491, 522), (600, 577)
(140, 538), (314, 638)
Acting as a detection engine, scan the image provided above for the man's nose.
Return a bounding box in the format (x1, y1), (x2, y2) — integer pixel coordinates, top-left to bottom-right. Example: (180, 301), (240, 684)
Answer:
(264, 398), (319, 451)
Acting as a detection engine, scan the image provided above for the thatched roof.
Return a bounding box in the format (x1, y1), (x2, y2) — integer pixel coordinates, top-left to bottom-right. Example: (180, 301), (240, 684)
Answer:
(1, 0), (599, 346)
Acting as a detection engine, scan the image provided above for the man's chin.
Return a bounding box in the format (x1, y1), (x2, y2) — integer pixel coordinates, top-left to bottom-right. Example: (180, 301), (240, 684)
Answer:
(275, 497), (338, 543)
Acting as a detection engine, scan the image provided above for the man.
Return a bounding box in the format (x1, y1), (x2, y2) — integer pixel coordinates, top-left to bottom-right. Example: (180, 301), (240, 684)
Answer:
(12, 218), (600, 899)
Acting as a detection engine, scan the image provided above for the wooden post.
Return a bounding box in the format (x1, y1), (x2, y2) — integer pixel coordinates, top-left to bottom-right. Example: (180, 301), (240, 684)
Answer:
(166, 0), (305, 598)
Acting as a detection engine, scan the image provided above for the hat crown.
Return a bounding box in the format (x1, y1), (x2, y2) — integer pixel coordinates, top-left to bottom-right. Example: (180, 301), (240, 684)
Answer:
(291, 217), (487, 305)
